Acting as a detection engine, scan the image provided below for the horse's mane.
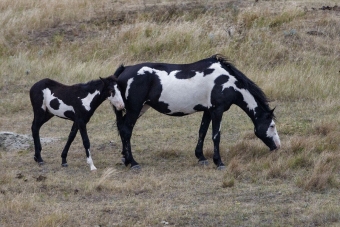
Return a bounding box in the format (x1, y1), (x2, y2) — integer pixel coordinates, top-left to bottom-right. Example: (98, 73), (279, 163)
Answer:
(211, 54), (274, 117)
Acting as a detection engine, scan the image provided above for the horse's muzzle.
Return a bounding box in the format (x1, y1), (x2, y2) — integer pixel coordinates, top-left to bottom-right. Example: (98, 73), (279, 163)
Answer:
(270, 143), (281, 151)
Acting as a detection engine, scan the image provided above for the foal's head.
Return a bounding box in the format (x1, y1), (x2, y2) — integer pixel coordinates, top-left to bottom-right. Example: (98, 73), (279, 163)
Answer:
(254, 108), (281, 151)
(100, 76), (125, 111)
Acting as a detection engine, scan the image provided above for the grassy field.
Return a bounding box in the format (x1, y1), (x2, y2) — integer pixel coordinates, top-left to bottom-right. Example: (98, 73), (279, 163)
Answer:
(1, 0), (340, 226)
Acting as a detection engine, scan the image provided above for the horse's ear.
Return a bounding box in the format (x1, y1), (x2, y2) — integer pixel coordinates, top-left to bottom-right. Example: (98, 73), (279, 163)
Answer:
(271, 107), (276, 114)
(269, 107), (276, 119)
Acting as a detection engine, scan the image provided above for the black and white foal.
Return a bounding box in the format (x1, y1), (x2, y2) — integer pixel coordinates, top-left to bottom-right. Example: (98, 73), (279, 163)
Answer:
(114, 54), (281, 170)
(30, 76), (124, 170)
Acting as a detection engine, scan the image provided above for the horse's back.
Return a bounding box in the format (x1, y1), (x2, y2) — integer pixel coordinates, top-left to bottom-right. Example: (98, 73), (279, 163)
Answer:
(117, 58), (229, 115)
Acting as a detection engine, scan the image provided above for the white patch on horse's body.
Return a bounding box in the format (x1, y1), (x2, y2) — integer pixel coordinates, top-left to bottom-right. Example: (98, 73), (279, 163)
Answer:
(125, 78), (134, 99)
(137, 63), (259, 115)
(81, 90), (100, 111)
(41, 88), (75, 118)
(138, 67), (218, 114)
(108, 85), (125, 110)
(266, 120), (281, 149)
(210, 63), (258, 114)
(86, 149), (97, 171)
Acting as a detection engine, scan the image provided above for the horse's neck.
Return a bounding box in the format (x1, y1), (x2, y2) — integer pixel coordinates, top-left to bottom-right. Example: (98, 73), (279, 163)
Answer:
(234, 98), (259, 125)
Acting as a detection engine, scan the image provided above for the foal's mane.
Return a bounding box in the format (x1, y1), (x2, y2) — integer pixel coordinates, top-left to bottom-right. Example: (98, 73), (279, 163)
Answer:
(212, 54), (274, 117)
(81, 78), (103, 90)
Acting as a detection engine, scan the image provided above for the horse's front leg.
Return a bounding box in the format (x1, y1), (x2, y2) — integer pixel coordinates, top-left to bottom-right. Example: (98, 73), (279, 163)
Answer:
(210, 109), (225, 170)
(60, 122), (78, 167)
(77, 120), (96, 171)
(195, 111), (211, 165)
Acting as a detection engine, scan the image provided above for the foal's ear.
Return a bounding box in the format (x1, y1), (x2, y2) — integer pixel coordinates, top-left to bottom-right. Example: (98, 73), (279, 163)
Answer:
(99, 77), (109, 87)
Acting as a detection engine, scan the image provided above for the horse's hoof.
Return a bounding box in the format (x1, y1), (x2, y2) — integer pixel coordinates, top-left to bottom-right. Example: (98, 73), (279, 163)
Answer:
(130, 165), (141, 171)
(34, 156), (44, 164)
(198, 160), (209, 166)
(61, 163), (68, 167)
(217, 165), (226, 170)
(38, 162), (45, 166)
(121, 157), (125, 164)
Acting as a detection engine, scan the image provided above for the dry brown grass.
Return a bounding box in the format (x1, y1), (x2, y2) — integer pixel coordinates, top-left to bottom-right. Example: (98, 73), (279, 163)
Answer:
(1, 0), (340, 226)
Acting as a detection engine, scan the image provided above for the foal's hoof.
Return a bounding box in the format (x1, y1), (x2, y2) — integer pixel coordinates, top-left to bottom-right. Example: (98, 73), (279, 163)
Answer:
(217, 165), (226, 170)
(130, 165), (141, 172)
(61, 163), (68, 167)
(198, 160), (209, 166)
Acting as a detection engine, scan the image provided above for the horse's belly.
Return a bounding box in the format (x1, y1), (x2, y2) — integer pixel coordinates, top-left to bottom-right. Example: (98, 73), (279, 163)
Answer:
(157, 73), (214, 114)
(159, 92), (210, 114)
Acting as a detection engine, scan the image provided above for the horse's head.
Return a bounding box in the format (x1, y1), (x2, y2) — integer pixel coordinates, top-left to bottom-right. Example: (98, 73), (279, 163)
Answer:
(254, 108), (281, 151)
(100, 76), (125, 111)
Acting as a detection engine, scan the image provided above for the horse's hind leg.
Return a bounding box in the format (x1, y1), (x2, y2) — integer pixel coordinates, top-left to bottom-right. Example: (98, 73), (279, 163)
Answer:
(60, 122), (78, 167)
(210, 109), (225, 170)
(195, 111), (211, 165)
(31, 110), (53, 164)
(117, 111), (140, 170)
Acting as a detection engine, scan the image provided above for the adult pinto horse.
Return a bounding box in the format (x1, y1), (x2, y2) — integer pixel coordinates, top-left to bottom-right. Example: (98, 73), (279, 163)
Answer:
(113, 54), (281, 170)
(30, 76), (124, 170)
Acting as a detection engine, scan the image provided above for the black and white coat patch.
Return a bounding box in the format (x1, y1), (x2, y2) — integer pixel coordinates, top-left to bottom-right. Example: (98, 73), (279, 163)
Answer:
(114, 55), (281, 170)
(30, 76), (124, 170)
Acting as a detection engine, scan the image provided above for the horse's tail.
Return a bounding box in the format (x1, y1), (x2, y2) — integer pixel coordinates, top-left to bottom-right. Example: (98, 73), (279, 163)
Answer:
(113, 106), (125, 135)
(113, 64), (125, 78)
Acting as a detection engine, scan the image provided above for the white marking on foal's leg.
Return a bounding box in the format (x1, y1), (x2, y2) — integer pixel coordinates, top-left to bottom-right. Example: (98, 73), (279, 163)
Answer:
(86, 149), (97, 171)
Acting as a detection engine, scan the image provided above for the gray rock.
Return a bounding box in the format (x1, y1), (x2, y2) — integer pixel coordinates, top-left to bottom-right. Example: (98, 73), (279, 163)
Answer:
(0, 131), (59, 151)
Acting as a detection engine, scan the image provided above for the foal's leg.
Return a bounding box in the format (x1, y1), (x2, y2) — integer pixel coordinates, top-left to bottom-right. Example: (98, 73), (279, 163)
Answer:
(77, 120), (96, 171)
(210, 109), (225, 170)
(60, 122), (78, 167)
(31, 110), (53, 164)
(195, 111), (211, 165)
